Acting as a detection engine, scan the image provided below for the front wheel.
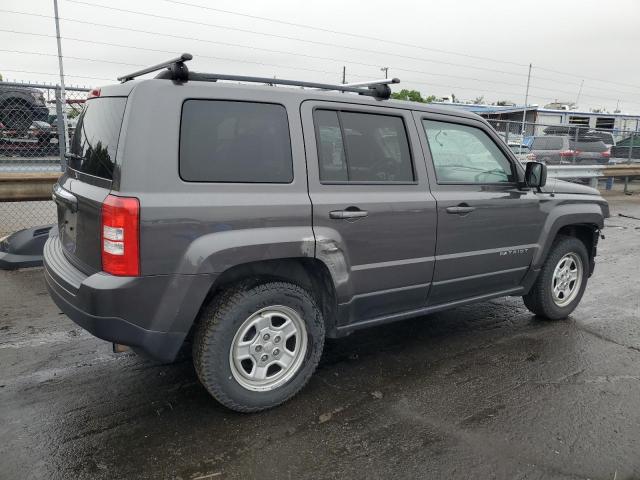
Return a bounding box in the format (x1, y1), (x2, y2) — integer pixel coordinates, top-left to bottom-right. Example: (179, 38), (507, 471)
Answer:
(193, 281), (325, 412)
(523, 236), (589, 320)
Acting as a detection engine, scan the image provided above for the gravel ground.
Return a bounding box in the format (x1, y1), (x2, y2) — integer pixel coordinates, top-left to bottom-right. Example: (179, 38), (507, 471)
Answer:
(0, 197), (639, 480)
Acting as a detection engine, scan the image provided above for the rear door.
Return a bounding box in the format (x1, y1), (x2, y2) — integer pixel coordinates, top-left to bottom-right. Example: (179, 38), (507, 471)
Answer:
(302, 101), (437, 325)
(53, 95), (126, 273)
(414, 112), (545, 306)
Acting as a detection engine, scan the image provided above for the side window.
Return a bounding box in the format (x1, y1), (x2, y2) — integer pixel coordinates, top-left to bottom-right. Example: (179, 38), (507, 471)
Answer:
(315, 110), (347, 181)
(422, 120), (514, 184)
(180, 100), (293, 183)
(313, 109), (414, 183)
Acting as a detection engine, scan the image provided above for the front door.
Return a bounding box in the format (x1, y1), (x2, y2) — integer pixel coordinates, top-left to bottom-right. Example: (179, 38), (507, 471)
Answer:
(301, 101), (437, 326)
(414, 112), (546, 306)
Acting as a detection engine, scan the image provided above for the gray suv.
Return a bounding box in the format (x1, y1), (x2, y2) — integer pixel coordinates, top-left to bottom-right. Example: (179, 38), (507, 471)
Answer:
(528, 135), (610, 164)
(44, 55), (609, 412)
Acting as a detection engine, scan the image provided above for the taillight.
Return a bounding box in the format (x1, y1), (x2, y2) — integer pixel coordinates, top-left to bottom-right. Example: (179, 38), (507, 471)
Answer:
(559, 150), (579, 157)
(601, 150), (611, 158)
(101, 195), (140, 276)
(88, 88), (101, 99)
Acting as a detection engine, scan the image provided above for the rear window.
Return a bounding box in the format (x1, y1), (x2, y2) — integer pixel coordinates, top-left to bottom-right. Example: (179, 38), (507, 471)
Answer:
(180, 100), (293, 183)
(531, 137), (563, 150)
(570, 140), (608, 152)
(69, 97), (126, 181)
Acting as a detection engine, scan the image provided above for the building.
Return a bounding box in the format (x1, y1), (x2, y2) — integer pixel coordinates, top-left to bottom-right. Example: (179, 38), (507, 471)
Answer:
(432, 103), (640, 136)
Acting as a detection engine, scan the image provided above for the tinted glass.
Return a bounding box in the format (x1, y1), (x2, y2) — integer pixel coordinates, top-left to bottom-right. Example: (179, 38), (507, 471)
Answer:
(69, 97), (126, 180)
(546, 137), (564, 149)
(531, 138), (547, 149)
(180, 100), (293, 183)
(314, 110), (414, 183)
(423, 120), (513, 183)
(570, 140), (608, 152)
(314, 110), (347, 181)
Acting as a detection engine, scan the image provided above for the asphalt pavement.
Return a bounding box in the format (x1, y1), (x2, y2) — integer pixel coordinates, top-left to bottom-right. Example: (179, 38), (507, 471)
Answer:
(1, 196), (639, 480)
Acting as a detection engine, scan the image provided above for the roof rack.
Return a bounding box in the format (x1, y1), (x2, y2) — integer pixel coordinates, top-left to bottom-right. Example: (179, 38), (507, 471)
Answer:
(117, 54), (399, 99)
(117, 53), (192, 83)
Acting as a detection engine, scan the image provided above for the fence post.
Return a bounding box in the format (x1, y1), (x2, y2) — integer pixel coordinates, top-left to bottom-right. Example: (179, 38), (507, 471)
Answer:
(55, 86), (67, 171)
(624, 132), (634, 194)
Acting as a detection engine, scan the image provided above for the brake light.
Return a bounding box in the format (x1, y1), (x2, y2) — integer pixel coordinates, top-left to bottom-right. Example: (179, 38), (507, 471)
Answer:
(559, 150), (579, 157)
(101, 195), (140, 276)
(88, 88), (101, 99)
(601, 150), (611, 158)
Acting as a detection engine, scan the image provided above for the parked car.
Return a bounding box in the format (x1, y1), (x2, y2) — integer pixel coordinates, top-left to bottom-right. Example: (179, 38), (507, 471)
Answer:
(44, 56), (609, 412)
(0, 83), (49, 134)
(527, 135), (610, 164)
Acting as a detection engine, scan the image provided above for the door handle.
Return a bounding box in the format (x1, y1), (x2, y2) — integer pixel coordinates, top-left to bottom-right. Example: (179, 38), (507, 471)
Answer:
(446, 205), (476, 215)
(329, 208), (368, 219)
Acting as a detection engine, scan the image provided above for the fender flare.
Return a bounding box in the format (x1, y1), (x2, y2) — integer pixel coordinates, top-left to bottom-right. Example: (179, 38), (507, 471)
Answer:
(533, 203), (604, 269)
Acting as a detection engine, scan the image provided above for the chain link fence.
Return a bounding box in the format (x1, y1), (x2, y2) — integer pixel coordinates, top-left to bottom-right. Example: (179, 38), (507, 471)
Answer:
(0, 82), (89, 237)
(485, 119), (638, 164)
(1, 83), (640, 237)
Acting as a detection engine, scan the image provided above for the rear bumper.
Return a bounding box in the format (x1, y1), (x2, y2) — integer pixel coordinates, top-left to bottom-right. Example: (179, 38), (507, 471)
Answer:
(43, 232), (213, 362)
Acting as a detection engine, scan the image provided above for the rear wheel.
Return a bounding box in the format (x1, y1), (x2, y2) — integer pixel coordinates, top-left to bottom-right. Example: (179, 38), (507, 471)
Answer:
(523, 236), (589, 320)
(193, 281), (324, 412)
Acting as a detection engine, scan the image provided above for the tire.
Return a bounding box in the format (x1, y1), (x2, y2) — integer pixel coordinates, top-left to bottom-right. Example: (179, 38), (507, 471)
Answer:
(193, 281), (325, 412)
(0, 99), (34, 133)
(523, 235), (589, 320)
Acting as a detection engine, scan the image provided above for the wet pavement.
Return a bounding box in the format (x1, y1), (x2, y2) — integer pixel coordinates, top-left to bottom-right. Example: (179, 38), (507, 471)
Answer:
(1, 197), (639, 480)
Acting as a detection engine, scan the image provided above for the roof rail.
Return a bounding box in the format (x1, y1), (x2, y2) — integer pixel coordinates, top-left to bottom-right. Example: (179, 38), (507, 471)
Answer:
(117, 54), (399, 99)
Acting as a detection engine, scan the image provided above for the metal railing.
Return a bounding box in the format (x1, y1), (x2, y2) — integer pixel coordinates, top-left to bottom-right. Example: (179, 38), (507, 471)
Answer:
(0, 81), (89, 236)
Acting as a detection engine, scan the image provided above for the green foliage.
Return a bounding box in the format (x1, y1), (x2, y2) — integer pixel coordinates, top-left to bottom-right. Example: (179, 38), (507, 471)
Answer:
(472, 96), (485, 104)
(495, 100), (512, 106)
(391, 89), (436, 103)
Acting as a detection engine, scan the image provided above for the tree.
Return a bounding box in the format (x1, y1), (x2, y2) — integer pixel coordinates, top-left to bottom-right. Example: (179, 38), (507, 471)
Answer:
(391, 89), (425, 102)
(472, 96), (485, 104)
(390, 89), (437, 103)
(495, 100), (513, 106)
(451, 93), (457, 103)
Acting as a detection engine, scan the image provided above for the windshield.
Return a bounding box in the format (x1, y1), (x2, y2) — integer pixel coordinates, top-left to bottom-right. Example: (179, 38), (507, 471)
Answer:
(69, 97), (126, 180)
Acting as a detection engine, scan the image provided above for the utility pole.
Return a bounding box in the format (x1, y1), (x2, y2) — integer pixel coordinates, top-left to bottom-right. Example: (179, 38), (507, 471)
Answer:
(520, 63), (532, 152)
(342, 66), (346, 84)
(53, 0), (69, 169)
(575, 79), (584, 108)
(380, 67), (389, 79)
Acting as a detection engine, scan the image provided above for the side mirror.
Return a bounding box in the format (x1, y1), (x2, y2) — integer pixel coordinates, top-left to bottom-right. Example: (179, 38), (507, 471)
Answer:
(525, 161), (547, 189)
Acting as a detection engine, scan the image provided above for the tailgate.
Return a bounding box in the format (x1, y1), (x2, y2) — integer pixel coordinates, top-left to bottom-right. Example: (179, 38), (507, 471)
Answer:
(53, 95), (126, 273)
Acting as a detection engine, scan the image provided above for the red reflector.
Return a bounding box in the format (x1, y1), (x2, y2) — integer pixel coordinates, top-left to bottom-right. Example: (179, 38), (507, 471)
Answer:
(101, 195), (140, 276)
(88, 88), (101, 99)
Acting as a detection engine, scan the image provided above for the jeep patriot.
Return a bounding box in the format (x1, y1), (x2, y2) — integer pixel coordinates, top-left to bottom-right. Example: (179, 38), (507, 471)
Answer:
(44, 55), (609, 412)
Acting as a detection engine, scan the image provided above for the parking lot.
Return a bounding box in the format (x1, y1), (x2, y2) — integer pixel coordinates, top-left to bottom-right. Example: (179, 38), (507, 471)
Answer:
(0, 194), (638, 480)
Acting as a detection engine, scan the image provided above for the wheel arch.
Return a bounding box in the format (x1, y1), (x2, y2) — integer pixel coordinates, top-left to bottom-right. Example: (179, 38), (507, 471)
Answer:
(196, 257), (339, 338)
(533, 205), (604, 274)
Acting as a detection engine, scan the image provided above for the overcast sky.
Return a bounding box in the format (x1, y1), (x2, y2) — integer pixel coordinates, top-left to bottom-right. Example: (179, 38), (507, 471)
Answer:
(2, 0), (639, 112)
